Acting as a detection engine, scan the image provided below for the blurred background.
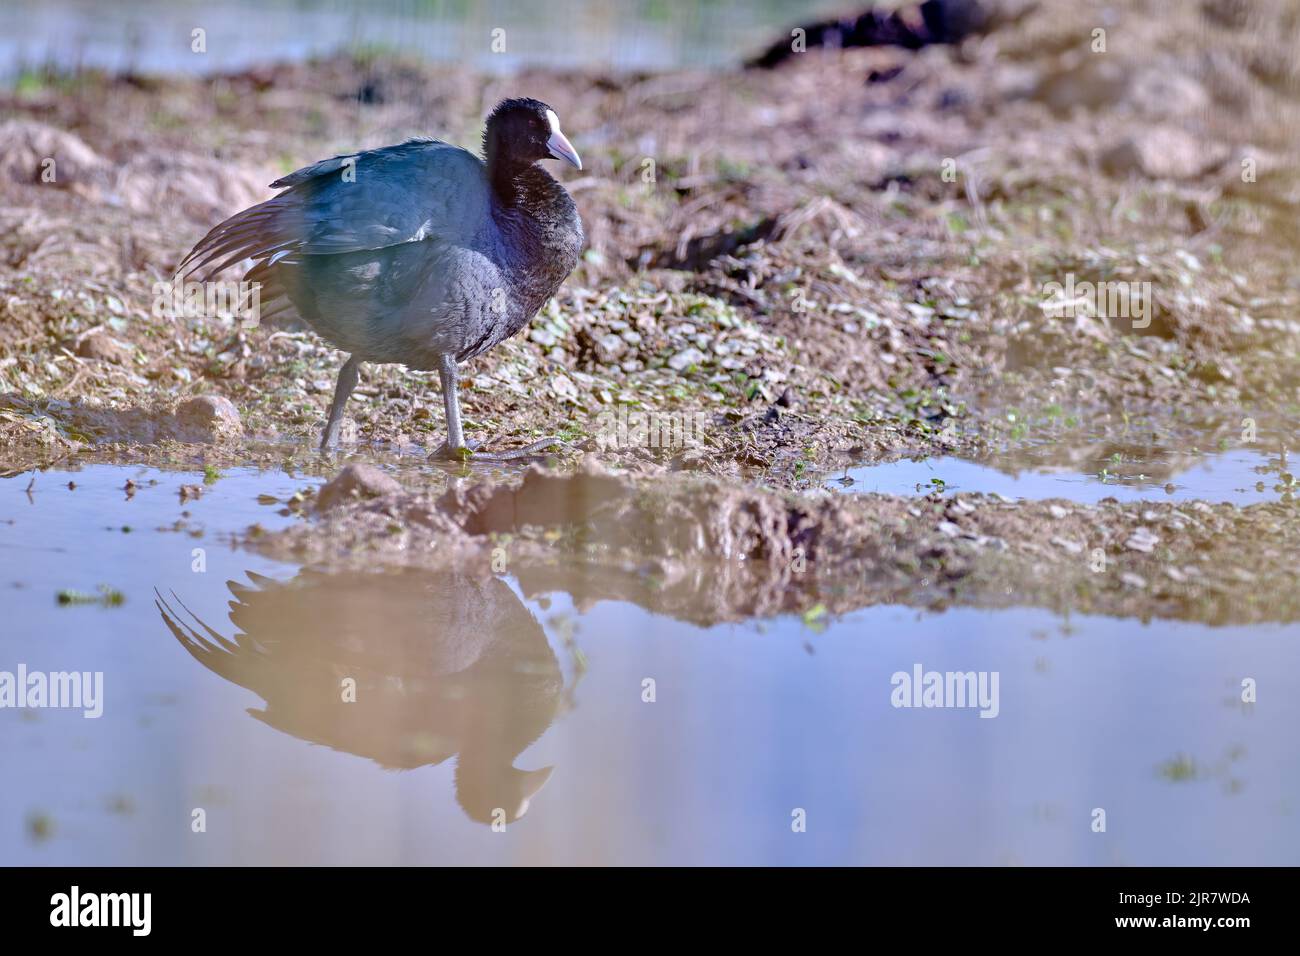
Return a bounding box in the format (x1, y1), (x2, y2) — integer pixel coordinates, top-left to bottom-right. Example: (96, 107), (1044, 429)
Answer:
(0, 0), (847, 77)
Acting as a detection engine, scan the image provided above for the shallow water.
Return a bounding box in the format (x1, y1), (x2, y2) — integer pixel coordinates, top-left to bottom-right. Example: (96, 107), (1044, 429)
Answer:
(830, 446), (1296, 505)
(3, 463), (1298, 864)
(0, 0), (839, 78)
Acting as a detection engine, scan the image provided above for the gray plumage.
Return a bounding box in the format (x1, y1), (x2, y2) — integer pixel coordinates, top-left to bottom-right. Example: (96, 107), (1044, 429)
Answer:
(178, 98), (584, 457)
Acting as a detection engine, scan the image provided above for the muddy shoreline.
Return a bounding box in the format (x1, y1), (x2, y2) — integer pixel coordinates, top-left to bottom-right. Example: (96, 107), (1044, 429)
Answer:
(3, 1), (1299, 625)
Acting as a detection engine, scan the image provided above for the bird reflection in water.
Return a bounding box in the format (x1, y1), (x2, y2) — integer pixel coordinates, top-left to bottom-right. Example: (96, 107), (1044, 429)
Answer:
(155, 569), (561, 825)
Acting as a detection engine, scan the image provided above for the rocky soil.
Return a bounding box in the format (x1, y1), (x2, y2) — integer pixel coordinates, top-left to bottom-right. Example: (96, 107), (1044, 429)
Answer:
(2, 0), (1298, 624)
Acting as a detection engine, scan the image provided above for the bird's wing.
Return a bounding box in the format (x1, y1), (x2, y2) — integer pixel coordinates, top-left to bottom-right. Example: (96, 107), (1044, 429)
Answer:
(154, 586), (267, 692)
(176, 139), (489, 281)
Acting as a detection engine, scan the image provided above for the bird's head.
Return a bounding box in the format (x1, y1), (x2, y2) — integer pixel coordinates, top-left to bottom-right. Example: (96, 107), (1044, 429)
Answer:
(483, 97), (582, 171)
(455, 763), (556, 825)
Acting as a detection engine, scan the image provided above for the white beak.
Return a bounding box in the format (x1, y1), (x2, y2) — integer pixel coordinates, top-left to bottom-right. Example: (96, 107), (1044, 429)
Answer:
(544, 109), (582, 170)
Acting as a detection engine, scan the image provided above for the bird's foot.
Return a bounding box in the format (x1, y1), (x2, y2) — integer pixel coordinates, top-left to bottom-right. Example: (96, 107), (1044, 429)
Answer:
(430, 437), (564, 462)
(471, 437), (565, 461)
(430, 438), (480, 461)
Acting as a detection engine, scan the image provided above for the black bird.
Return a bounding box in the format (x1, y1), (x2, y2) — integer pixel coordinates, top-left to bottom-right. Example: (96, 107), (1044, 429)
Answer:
(178, 98), (584, 459)
(155, 568), (563, 825)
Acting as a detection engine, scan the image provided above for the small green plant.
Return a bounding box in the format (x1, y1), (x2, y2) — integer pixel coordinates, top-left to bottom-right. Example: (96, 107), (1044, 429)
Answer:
(802, 604), (827, 633)
(56, 584), (125, 608)
(1159, 754), (1197, 782)
(26, 811), (54, 843)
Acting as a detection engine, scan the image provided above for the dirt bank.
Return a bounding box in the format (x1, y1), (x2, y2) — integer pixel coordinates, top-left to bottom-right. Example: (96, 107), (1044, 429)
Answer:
(2, 0), (1298, 482)
(3, 1), (1299, 626)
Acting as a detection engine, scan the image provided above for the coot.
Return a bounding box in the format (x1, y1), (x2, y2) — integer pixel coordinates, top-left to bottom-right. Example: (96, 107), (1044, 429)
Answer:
(178, 97), (584, 458)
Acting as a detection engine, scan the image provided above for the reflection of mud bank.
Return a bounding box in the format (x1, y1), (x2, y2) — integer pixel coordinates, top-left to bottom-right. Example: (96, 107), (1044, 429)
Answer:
(249, 462), (1300, 627)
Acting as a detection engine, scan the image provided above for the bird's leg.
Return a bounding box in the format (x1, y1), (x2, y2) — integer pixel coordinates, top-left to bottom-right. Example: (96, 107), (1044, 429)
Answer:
(320, 354), (360, 452)
(430, 353), (563, 462)
(433, 353), (472, 458)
